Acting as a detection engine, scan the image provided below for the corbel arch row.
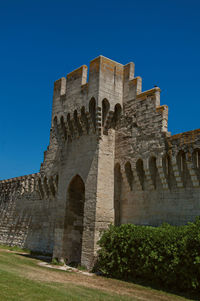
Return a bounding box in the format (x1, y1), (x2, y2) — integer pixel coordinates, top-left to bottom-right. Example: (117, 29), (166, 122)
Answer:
(102, 100), (122, 132)
(51, 98), (98, 141)
(37, 174), (58, 199)
(51, 97), (123, 141)
(115, 150), (200, 192)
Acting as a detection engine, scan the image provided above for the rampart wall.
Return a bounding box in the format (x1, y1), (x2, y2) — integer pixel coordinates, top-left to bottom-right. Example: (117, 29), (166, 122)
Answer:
(0, 173), (58, 254)
(0, 56), (199, 268)
(115, 84), (200, 225)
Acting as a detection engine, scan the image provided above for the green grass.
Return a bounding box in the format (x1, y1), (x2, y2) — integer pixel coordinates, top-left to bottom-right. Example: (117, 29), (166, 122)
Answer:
(0, 244), (30, 253)
(0, 247), (196, 301)
(0, 250), (135, 301)
(0, 269), (134, 301)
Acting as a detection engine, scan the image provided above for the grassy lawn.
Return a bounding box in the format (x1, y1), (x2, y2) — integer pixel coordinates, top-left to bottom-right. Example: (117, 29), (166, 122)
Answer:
(0, 246), (197, 301)
(0, 269), (133, 301)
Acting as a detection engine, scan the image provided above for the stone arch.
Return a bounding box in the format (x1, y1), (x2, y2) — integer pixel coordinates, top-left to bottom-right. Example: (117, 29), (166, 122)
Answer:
(49, 176), (56, 197)
(63, 175), (85, 265)
(81, 106), (89, 133)
(149, 156), (158, 189)
(114, 163), (122, 226)
(73, 110), (77, 119)
(177, 151), (186, 172)
(162, 154), (170, 177)
(177, 150), (192, 187)
(60, 115), (66, 139)
(81, 106), (85, 116)
(192, 149), (200, 180)
(125, 161), (134, 191)
(74, 110), (82, 136)
(60, 115), (64, 124)
(67, 113), (73, 136)
(162, 154), (174, 189)
(112, 103), (122, 127)
(177, 150), (187, 186)
(136, 159), (145, 190)
(89, 97), (96, 129)
(102, 99), (110, 126)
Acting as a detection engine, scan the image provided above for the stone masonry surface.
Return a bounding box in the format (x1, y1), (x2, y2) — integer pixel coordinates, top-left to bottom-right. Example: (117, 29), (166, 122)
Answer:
(0, 56), (200, 268)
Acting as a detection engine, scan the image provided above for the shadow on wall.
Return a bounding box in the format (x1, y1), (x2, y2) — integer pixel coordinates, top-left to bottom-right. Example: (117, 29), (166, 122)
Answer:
(0, 179), (55, 255)
(62, 175), (85, 265)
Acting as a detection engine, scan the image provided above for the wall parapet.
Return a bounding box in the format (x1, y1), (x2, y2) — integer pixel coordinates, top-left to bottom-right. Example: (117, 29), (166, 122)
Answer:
(168, 129), (200, 146)
(0, 173), (40, 184)
(0, 173), (40, 195)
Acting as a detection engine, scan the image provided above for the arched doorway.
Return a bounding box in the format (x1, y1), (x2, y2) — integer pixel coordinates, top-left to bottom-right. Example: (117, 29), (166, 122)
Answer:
(63, 175), (85, 265)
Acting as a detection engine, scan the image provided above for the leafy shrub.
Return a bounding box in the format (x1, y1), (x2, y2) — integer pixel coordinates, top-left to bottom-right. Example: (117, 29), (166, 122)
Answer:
(95, 218), (200, 292)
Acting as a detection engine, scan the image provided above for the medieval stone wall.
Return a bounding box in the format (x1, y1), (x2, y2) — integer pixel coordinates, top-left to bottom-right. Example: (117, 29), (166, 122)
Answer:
(115, 92), (200, 225)
(0, 55), (199, 269)
(0, 173), (57, 254)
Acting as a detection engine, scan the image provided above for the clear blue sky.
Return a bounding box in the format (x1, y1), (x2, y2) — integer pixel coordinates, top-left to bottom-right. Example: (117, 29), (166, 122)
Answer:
(0, 0), (200, 179)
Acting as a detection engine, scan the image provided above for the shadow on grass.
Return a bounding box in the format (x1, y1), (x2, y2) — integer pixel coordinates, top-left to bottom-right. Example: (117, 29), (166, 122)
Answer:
(102, 276), (200, 301)
(15, 251), (52, 264)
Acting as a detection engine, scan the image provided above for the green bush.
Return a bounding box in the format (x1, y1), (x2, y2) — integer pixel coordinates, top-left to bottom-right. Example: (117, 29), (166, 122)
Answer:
(95, 218), (200, 292)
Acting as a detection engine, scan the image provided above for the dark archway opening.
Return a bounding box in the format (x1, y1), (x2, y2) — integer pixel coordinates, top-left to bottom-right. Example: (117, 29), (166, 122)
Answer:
(125, 161), (134, 191)
(112, 104), (122, 128)
(149, 157), (157, 189)
(64, 175), (85, 265)
(89, 97), (96, 129)
(102, 99), (110, 126)
(192, 149), (200, 181)
(136, 159), (145, 190)
(114, 163), (122, 226)
(177, 151), (188, 187)
(162, 154), (175, 189)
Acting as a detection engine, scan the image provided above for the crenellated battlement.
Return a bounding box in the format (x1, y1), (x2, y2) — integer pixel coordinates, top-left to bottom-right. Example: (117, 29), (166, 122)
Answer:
(52, 56), (138, 119)
(50, 55), (169, 147)
(52, 56), (126, 118)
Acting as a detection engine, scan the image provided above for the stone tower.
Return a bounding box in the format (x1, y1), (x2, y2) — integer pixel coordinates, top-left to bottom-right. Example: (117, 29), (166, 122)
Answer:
(41, 56), (130, 268)
(0, 56), (200, 269)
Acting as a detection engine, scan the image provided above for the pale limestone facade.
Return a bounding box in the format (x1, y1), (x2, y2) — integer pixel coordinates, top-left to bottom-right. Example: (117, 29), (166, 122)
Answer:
(0, 56), (200, 268)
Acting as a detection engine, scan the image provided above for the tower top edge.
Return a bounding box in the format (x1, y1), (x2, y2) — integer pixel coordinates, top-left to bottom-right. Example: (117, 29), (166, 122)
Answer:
(90, 55), (126, 66)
